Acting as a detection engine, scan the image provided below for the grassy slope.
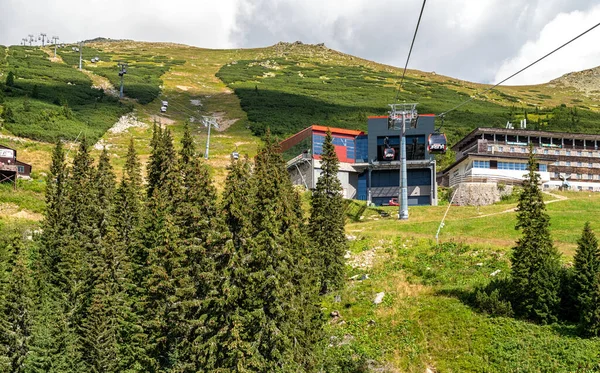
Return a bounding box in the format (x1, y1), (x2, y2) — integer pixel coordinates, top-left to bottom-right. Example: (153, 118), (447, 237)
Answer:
(331, 191), (600, 371)
(2, 41), (600, 371)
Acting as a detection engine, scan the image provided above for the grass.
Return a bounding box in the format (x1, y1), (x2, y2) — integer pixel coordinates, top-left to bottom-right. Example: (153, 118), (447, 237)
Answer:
(322, 236), (600, 371)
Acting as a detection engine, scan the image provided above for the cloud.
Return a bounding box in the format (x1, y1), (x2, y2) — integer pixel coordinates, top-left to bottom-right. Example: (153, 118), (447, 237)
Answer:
(230, 0), (599, 83)
(493, 4), (600, 85)
(0, 0), (238, 48)
(0, 0), (598, 84)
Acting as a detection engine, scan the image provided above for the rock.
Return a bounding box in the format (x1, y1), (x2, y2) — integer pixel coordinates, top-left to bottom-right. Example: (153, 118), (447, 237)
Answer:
(360, 274), (369, 281)
(330, 311), (339, 318)
(345, 234), (357, 241)
(476, 262), (483, 267)
(373, 292), (385, 305)
(490, 269), (502, 277)
(344, 250), (352, 259)
(349, 274), (360, 280)
(368, 319), (376, 326)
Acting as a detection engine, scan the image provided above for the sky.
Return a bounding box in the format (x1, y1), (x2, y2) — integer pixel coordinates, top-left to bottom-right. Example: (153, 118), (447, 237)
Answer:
(1, 0), (599, 85)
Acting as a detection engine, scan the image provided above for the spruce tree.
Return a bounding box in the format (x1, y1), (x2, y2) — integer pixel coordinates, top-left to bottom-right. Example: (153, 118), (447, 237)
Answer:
(40, 141), (68, 284)
(572, 222), (600, 335)
(188, 156), (256, 371)
(0, 236), (34, 373)
(510, 147), (562, 324)
(309, 130), (347, 294)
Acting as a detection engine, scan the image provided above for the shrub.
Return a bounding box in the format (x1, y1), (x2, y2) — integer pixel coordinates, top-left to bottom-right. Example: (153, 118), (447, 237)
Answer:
(475, 288), (514, 317)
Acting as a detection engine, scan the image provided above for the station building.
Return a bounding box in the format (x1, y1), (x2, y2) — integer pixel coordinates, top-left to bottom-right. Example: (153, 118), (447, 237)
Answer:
(442, 127), (600, 192)
(282, 115), (438, 206)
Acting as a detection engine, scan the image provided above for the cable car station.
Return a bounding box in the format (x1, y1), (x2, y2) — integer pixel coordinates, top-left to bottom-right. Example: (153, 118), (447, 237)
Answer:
(282, 106), (439, 210)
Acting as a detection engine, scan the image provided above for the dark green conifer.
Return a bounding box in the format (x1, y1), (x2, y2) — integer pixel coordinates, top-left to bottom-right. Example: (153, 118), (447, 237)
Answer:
(309, 130), (347, 294)
(5, 71), (14, 87)
(572, 222), (600, 335)
(0, 236), (34, 373)
(510, 147), (561, 324)
(40, 141), (68, 283)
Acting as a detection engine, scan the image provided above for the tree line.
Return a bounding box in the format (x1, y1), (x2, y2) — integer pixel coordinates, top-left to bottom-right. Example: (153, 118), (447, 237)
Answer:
(476, 147), (600, 335)
(0, 124), (349, 372)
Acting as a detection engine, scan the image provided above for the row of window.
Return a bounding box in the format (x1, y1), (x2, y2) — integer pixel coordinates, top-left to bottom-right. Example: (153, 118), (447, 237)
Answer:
(553, 172), (600, 180)
(544, 184), (600, 191)
(553, 161), (599, 168)
(488, 146), (600, 157)
(473, 161), (547, 172)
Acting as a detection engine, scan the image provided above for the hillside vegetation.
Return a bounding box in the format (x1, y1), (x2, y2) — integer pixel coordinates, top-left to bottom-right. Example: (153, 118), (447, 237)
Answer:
(0, 46), (129, 142)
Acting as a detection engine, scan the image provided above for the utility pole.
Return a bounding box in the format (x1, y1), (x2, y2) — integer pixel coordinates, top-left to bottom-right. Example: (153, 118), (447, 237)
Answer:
(21, 38), (27, 46)
(78, 41), (83, 70)
(388, 103), (418, 220)
(28, 34), (34, 46)
(39, 33), (46, 47)
(202, 116), (219, 159)
(118, 62), (128, 98)
(52, 36), (59, 57)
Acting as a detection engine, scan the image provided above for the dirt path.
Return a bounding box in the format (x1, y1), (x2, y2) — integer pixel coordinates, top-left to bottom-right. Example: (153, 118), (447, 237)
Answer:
(472, 190), (568, 219)
(41, 47), (64, 63)
(81, 69), (119, 97)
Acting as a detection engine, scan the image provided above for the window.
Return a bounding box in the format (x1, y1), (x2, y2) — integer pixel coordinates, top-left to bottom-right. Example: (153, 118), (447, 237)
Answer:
(487, 146), (492, 152)
(567, 151), (571, 156)
(17, 165), (25, 173)
(589, 174), (594, 180)
(578, 162), (583, 167)
(498, 146), (504, 152)
(498, 162), (527, 170)
(544, 149), (549, 155)
(577, 174), (582, 179)
(577, 151), (582, 156)
(566, 162), (571, 166)
(522, 148), (527, 153)
(554, 172), (560, 179)
(578, 186), (583, 191)
(539, 164), (548, 172)
(590, 163), (593, 168)
(510, 147), (515, 153)
(589, 187), (594, 191)
(589, 152), (593, 157)
(473, 160), (490, 168)
(555, 150), (560, 155)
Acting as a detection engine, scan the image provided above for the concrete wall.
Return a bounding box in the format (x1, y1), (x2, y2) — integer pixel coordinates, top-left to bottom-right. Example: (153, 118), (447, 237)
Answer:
(288, 159), (313, 189)
(452, 183), (513, 206)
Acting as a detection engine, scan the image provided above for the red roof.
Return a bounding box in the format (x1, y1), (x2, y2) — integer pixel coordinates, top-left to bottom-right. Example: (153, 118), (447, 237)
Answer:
(311, 125), (364, 136)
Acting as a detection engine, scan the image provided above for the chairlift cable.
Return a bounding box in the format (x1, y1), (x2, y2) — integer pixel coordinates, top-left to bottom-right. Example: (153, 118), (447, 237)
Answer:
(437, 20), (600, 119)
(394, 0), (427, 102)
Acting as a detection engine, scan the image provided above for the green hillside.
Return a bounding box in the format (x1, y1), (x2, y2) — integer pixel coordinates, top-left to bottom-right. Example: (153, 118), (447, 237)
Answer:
(0, 46), (129, 142)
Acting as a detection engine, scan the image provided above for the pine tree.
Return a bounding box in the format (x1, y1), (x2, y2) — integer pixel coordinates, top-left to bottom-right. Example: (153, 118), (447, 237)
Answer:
(510, 147), (562, 324)
(246, 131), (321, 371)
(142, 189), (187, 371)
(309, 130), (347, 294)
(572, 222), (600, 335)
(183, 156), (254, 372)
(5, 71), (15, 87)
(0, 236), (34, 373)
(94, 147), (116, 240)
(40, 141), (68, 284)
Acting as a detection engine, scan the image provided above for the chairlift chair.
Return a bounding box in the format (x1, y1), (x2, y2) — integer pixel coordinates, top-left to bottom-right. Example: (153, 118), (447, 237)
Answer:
(427, 133), (447, 154)
(162, 100), (169, 107)
(383, 147), (396, 160)
(160, 106), (167, 113)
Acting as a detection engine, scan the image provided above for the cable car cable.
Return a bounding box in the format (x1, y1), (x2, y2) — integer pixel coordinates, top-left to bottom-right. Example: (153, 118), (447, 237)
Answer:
(437, 20), (600, 119)
(394, 0), (427, 102)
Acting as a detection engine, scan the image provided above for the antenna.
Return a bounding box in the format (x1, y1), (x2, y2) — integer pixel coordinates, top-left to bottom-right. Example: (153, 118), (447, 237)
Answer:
(202, 116), (219, 159)
(118, 62), (128, 98)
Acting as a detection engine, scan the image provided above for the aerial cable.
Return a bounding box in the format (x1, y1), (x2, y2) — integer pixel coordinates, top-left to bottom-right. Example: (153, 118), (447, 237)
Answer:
(394, 0), (427, 102)
(437, 20), (600, 119)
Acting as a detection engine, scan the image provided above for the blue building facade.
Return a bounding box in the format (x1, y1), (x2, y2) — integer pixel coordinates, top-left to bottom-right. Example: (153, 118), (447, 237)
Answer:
(283, 115), (438, 206)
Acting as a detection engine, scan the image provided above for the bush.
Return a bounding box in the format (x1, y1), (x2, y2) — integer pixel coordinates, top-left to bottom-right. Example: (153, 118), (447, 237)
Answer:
(474, 288), (514, 317)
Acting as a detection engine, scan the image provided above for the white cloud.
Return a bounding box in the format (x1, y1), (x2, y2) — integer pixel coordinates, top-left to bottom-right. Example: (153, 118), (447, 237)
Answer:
(0, 0), (598, 83)
(493, 4), (600, 85)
